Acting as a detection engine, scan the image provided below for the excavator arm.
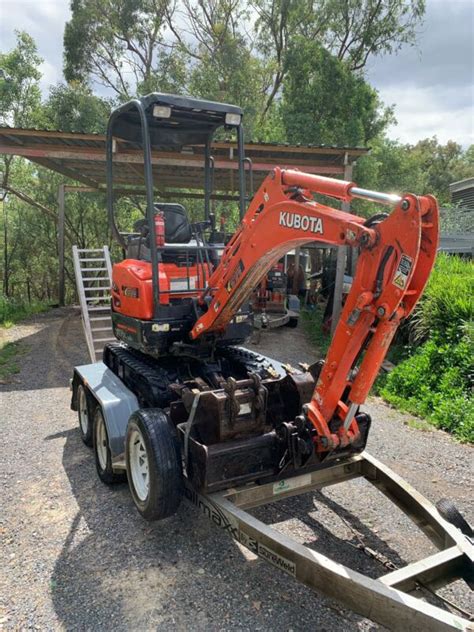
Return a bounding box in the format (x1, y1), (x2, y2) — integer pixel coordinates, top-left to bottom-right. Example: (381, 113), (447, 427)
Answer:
(192, 168), (439, 452)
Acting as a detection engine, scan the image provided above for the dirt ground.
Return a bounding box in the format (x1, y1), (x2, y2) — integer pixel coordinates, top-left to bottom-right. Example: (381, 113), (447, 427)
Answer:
(1, 307), (472, 631)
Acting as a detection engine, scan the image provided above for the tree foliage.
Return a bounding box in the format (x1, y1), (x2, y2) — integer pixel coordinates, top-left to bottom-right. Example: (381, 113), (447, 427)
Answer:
(184, 4), (266, 138)
(0, 33), (45, 296)
(0, 31), (43, 129)
(42, 83), (111, 133)
(62, 0), (425, 133)
(64, 0), (174, 99)
(355, 137), (474, 206)
(252, 0), (425, 117)
(0, 31), (43, 191)
(0, 33), (114, 300)
(280, 38), (393, 146)
(380, 255), (474, 442)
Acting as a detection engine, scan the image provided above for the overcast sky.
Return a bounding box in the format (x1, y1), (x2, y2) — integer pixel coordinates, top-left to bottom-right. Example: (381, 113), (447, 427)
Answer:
(1, 0), (473, 147)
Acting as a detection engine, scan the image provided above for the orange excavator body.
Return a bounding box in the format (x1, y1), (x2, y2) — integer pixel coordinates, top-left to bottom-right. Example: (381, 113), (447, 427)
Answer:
(112, 259), (212, 319)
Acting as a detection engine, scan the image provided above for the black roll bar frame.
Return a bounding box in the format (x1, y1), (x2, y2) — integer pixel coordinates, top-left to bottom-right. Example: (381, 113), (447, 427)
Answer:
(106, 97), (247, 319)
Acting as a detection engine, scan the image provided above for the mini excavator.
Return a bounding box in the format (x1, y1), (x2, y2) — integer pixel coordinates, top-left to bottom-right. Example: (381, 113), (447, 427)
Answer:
(72, 94), (439, 522)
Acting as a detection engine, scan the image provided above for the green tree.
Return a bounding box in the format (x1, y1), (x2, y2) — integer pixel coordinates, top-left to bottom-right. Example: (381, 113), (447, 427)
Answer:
(252, 0), (425, 119)
(63, 0), (425, 132)
(280, 39), (393, 146)
(64, 0), (178, 99)
(0, 31), (43, 129)
(42, 83), (111, 133)
(411, 138), (473, 204)
(0, 31), (43, 187)
(355, 137), (474, 205)
(0, 32), (44, 297)
(182, 1), (267, 138)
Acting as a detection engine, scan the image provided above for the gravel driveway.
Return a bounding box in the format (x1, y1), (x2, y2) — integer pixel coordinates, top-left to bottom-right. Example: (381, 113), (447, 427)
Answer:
(1, 308), (472, 631)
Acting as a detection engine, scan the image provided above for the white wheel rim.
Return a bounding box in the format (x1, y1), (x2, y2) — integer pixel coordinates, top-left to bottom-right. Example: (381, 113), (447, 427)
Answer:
(95, 411), (108, 470)
(129, 428), (150, 502)
(78, 387), (89, 435)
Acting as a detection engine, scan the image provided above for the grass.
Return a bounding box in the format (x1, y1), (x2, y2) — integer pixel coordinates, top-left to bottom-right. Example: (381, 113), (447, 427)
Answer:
(301, 306), (331, 357)
(409, 254), (473, 346)
(0, 341), (26, 382)
(403, 418), (433, 433)
(0, 296), (51, 328)
(379, 340), (474, 442)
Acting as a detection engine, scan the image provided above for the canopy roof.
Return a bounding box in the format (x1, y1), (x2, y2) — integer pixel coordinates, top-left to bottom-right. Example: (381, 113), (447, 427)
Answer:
(0, 126), (368, 199)
(110, 93), (243, 150)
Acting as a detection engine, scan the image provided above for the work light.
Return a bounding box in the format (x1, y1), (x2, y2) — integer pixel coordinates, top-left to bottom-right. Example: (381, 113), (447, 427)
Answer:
(153, 105), (172, 118)
(225, 113), (241, 126)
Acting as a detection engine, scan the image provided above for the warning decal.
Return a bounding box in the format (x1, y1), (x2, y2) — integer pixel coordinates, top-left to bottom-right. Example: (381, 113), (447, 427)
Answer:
(392, 254), (413, 290)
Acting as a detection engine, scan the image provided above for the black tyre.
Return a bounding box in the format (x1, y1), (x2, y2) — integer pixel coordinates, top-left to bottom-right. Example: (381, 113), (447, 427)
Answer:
(287, 316), (299, 328)
(93, 406), (126, 485)
(77, 384), (93, 447)
(436, 498), (473, 537)
(126, 408), (183, 521)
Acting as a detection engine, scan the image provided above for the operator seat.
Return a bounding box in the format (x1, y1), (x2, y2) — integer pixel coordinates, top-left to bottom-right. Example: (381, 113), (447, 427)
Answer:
(161, 204), (192, 244)
(126, 203), (192, 260)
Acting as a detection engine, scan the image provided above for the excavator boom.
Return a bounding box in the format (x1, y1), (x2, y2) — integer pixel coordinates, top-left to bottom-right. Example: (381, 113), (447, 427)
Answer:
(192, 168), (439, 451)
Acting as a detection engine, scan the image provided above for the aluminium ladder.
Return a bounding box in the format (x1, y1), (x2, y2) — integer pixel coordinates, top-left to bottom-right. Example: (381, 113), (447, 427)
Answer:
(72, 245), (115, 362)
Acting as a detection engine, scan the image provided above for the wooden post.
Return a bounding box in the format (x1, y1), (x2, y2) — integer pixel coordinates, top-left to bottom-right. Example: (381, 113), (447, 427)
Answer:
(330, 156), (353, 335)
(58, 184), (65, 306)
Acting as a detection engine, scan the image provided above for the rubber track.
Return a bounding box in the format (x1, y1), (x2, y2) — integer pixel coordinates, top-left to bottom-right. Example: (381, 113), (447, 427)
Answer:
(103, 343), (175, 408)
(219, 346), (278, 379)
(103, 342), (279, 409)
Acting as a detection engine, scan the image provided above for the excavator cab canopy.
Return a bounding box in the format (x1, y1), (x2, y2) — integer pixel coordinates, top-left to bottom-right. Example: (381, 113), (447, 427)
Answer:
(106, 93), (246, 250)
(109, 93), (243, 150)
(106, 93), (247, 321)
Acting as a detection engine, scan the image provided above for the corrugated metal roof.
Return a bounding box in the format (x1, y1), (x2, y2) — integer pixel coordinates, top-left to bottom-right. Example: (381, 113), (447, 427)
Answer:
(0, 126), (368, 194)
(449, 177), (474, 193)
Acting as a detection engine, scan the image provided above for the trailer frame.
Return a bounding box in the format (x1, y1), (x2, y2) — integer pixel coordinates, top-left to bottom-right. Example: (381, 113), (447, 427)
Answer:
(187, 451), (473, 632)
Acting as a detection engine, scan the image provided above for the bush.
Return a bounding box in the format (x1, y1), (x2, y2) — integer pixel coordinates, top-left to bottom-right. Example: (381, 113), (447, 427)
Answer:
(380, 339), (473, 442)
(380, 255), (473, 442)
(410, 254), (473, 344)
(0, 296), (50, 327)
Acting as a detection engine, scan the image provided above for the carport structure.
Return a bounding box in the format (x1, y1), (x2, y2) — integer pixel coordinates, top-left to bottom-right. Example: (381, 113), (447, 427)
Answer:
(0, 126), (368, 325)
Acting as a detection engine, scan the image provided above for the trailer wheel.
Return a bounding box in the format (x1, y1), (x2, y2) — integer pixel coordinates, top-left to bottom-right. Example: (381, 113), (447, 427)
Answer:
(93, 407), (126, 485)
(126, 409), (183, 521)
(287, 317), (299, 328)
(77, 384), (93, 447)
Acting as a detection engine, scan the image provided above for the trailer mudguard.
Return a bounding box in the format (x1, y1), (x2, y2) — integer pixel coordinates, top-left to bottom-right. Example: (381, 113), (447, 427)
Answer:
(73, 362), (139, 463)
